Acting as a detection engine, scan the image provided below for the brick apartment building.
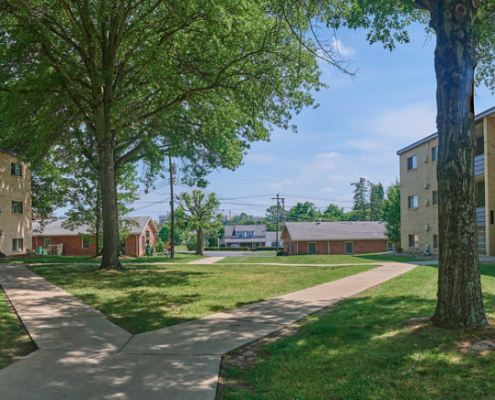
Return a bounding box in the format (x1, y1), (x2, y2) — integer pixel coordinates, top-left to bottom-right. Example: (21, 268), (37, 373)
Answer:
(282, 221), (393, 256)
(0, 149), (32, 256)
(32, 216), (157, 257)
(397, 105), (495, 256)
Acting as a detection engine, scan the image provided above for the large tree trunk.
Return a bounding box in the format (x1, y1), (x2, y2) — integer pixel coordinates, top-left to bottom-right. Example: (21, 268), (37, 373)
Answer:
(196, 227), (205, 256)
(97, 138), (123, 270)
(95, 179), (101, 256)
(430, 1), (487, 328)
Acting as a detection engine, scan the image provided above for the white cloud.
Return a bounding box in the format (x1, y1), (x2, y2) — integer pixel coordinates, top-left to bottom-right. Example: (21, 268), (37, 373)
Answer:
(316, 152), (340, 158)
(282, 179), (292, 184)
(321, 164), (335, 170)
(322, 187), (335, 192)
(331, 38), (354, 57)
(270, 183), (283, 189)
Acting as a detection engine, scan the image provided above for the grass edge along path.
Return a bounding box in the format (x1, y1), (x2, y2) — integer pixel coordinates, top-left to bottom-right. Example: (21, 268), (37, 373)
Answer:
(27, 263), (379, 334)
(0, 285), (36, 370)
(216, 253), (419, 265)
(218, 264), (495, 400)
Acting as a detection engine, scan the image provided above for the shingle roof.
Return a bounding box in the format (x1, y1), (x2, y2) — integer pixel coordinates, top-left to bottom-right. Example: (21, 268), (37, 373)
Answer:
(283, 221), (387, 241)
(265, 232), (283, 242)
(32, 216), (156, 236)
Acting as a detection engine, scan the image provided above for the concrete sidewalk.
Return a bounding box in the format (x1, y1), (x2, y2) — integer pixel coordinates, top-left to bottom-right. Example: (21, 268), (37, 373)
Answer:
(188, 257), (225, 264)
(0, 262), (417, 399)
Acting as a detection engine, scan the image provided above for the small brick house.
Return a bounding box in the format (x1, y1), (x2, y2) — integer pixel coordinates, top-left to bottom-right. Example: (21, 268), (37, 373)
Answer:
(32, 216), (157, 257)
(282, 221), (394, 256)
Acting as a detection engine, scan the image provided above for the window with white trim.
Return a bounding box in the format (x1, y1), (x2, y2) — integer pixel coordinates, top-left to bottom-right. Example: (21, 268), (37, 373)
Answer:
(407, 155), (417, 170)
(82, 239), (90, 250)
(387, 242), (394, 252)
(432, 146), (438, 162)
(408, 195), (418, 209)
(11, 163), (22, 177)
(345, 242), (354, 255)
(12, 239), (23, 252)
(409, 235), (419, 248)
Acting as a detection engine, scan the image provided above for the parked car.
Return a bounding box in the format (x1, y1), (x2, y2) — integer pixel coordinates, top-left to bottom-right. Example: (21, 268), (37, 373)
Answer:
(231, 244), (239, 248)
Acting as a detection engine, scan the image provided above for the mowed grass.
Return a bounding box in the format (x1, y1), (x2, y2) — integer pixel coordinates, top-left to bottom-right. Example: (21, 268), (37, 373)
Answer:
(220, 264), (495, 400)
(0, 288), (36, 369)
(217, 253), (417, 265)
(27, 263), (377, 334)
(1, 253), (203, 264)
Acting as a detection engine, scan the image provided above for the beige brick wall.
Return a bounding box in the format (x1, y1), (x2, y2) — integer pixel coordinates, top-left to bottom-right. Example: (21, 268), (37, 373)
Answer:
(399, 137), (439, 254)
(0, 150), (32, 255)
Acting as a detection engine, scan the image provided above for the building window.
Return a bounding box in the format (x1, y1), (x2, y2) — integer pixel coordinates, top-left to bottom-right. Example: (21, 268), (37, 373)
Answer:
(409, 235), (419, 248)
(12, 201), (23, 214)
(308, 242), (317, 254)
(12, 239), (23, 252)
(476, 136), (484, 156)
(43, 238), (51, 249)
(407, 155), (417, 170)
(432, 191), (438, 206)
(387, 242), (394, 252)
(433, 235), (439, 249)
(345, 242), (354, 255)
(82, 239), (90, 250)
(142, 236), (145, 248)
(11, 163), (22, 177)
(432, 146), (438, 161)
(408, 195), (418, 209)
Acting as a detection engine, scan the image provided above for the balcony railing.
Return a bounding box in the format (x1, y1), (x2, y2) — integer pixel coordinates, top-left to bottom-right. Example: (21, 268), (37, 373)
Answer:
(475, 154), (485, 176)
(477, 206), (486, 227)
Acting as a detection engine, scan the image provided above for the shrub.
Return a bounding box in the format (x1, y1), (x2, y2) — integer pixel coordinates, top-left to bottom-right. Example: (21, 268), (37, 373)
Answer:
(396, 247), (403, 254)
(154, 239), (166, 254)
(204, 247), (249, 251)
(276, 250), (284, 256)
(186, 234), (197, 251)
(252, 247), (276, 251)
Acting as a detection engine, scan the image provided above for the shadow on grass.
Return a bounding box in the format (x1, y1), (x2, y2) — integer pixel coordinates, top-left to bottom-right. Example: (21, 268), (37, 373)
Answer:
(228, 291), (495, 400)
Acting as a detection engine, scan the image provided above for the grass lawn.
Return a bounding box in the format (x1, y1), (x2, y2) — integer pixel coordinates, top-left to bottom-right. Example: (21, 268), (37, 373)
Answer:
(219, 264), (495, 400)
(27, 263), (377, 334)
(0, 288), (36, 369)
(217, 253), (418, 265)
(0, 253), (203, 264)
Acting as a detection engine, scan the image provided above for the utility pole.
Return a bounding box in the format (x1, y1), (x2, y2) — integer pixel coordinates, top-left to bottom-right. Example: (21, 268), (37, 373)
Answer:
(169, 155), (175, 259)
(229, 210), (232, 225)
(271, 194), (285, 254)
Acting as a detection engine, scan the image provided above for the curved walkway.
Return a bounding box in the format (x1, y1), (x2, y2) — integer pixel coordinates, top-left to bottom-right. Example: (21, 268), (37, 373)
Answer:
(0, 262), (417, 400)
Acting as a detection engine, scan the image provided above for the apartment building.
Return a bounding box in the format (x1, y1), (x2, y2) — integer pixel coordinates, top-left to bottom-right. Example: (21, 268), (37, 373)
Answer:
(397, 106), (495, 255)
(0, 149), (32, 255)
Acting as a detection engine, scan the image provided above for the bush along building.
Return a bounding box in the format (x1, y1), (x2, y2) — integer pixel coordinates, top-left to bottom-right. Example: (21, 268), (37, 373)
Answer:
(282, 221), (393, 256)
(397, 105), (495, 256)
(0, 149), (32, 256)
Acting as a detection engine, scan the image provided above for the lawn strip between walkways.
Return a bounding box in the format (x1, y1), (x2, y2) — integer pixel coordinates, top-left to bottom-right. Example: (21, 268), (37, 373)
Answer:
(0, 286), (36, 370)
(0, 253), (203, 264)
(216, 253), (418, 265)
(218, 264), (495, 400)
(27, 263), (378, 335)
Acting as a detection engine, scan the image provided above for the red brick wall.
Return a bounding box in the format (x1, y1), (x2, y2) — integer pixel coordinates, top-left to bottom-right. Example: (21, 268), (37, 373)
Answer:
(287, 239), (389, 255)
(33, 219), (158, 257)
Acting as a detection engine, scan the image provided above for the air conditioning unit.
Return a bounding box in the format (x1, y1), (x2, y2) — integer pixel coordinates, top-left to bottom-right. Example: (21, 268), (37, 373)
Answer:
(425, 224), (430, 231)
(424, 156), (428, 163)
(424, 182), (430, 189)
(425, 199), (429, 206)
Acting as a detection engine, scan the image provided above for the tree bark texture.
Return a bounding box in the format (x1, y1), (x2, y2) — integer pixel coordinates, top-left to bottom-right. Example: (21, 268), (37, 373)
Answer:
(429, 0), (487, 328)
(196, 227), (205, 256)
(97, 138), (123, 270)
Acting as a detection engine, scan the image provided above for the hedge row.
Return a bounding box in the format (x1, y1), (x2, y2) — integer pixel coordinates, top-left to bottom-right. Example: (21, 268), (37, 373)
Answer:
(204, 247), (249, 251)
(252, 247), (277, 251)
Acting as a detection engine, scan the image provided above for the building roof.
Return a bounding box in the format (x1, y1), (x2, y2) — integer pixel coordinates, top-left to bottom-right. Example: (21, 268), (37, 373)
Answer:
(282, 221), (388, 241)
(0, 148), (18, 156)
(224, 224), (267, 237)
(33, 216), (156, 237)
(265, 232), (283, 242)
(396, 105), (495, 155)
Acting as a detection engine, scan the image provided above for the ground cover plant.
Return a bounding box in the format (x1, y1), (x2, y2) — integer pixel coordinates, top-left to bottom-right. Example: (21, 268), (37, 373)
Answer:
(0, 253), (202, 264)
(216, 253), (417, 265)
(0, 288), (36, 369)
(27, 263), (377, 334)
(219, 264), (495, 399)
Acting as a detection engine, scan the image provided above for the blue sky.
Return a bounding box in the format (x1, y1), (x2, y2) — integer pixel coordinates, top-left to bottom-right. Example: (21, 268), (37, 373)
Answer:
(128, 23), (495, 220)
